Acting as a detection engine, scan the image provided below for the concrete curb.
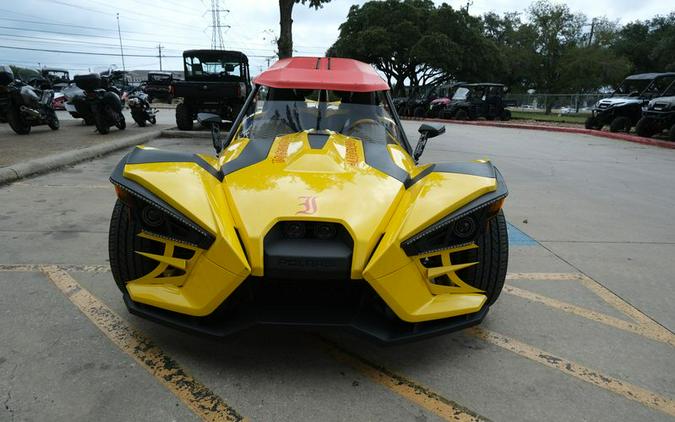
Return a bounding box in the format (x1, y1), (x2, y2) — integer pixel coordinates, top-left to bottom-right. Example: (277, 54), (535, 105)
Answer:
(0, 130), (163, 186)
(160, 128), (230, 139)
(160, 129), (212, 139)
(406, 117), (675, 150)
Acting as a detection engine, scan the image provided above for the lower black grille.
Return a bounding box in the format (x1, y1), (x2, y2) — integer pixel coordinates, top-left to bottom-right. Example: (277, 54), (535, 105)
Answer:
(263, 221), (354, 280)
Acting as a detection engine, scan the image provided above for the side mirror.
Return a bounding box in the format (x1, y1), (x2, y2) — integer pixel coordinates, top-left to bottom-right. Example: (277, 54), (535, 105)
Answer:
(197, 112), (225, 154)
(418, 123), (445, 138)
(414, 123), (445, 162)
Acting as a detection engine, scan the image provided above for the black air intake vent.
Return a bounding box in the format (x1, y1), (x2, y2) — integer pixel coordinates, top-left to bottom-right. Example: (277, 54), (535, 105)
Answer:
(264, 221), (353, 280)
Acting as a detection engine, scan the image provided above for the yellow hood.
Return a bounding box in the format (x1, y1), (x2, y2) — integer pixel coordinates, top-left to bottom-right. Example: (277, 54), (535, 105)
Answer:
(222, 131), (406, 277)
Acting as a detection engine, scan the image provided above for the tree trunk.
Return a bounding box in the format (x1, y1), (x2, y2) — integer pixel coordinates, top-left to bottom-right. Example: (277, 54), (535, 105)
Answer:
(394, 75), (406, 96)
(277, 0), (295, 59)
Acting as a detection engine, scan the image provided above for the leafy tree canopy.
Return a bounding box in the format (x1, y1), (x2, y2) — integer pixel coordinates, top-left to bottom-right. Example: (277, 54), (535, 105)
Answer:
(328, 0), (501, 95)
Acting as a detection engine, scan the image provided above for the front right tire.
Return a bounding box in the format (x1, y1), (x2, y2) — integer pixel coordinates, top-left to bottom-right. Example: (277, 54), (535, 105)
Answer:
(609, 116), (631, 133)
(108, 199), (163, 293)
(454, 109), (469, 120)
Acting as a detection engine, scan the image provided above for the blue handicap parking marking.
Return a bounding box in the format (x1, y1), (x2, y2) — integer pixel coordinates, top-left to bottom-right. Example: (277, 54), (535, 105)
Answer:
(507, 222), (538, 246)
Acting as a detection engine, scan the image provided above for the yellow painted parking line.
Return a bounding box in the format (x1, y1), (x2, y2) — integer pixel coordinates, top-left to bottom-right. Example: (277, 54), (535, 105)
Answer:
(318, 337), (490, 422)
(40, 266), (246, 422)
(506, 272), (583, 281)
(0, 264), (42, 272)
(470, 327), (675, 418)
(0, 264), (110, 273)
(503, 285), (675, 347)
(576, 275), (665, 328)
(504, 272), (675, 347)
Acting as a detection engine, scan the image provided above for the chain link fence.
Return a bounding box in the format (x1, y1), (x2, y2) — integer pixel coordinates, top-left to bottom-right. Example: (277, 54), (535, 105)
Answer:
(505, 93), (608, 114)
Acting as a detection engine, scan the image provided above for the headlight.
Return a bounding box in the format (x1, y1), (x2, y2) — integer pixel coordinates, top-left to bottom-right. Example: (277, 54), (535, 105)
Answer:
(114, 184), (214, 249)
(401, 170), (508, 256)
(111, 156), (215, 250)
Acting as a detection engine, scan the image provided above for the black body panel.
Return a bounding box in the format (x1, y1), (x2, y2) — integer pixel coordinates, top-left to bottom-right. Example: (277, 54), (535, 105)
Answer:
(123, 280), (489, 344)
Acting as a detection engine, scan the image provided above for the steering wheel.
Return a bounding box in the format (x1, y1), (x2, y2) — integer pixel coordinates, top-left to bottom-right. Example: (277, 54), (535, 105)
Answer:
(343, 118), (379, 134)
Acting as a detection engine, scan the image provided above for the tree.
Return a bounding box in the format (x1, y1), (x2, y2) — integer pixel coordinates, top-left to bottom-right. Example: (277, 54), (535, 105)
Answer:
(480, 12), (537, 90)
(527, 0), (584, 105)
(613, 13), (675, 73)
(328, 0), (501, 95)
(8, 66), (38, 81)
(277, 0), (331, 59)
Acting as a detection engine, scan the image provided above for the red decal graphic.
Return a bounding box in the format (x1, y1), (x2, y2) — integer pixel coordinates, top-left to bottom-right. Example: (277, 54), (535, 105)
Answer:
(296, 196), (317, 215)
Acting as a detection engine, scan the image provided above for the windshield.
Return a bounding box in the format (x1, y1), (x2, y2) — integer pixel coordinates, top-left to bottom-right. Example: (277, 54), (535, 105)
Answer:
(652, 76), (675, 96)
(46, 71), (69, 82)
(238, 88), (403, 145)
(149, 74), (171, 82)
(452, 87), (470, 100)
(184, 55), (243, 80)
(661, 80), (675, 97)
(615, 79), (651, 96)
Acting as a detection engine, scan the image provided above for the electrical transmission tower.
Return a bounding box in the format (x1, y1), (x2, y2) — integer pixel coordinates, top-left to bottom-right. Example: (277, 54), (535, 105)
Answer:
(207, 0), (230, 50)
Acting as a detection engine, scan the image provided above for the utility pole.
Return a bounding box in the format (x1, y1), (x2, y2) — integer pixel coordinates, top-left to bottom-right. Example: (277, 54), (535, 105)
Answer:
(116, 13), (127, 85)
(207, 0), (230, 49)
(157, 44), (163, 71)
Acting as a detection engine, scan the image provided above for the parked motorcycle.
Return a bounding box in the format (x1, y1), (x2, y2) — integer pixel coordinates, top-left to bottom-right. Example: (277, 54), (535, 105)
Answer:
(127, 85), (157, 126)
(71, 73), (125, 134)
(0, 65), (59, 135)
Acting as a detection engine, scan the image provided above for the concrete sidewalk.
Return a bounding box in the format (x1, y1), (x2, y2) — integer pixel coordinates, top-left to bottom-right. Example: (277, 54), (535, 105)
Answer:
(0, 111), (167, 185)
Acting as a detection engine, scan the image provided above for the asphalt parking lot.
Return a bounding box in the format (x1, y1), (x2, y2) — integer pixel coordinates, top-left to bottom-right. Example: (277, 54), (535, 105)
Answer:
(1, 121), (674, 421)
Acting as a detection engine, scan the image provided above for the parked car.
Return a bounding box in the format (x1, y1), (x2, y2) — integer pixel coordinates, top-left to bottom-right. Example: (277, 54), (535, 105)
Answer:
(171, 49), (251, 130)
(143, 72), (175, 103)
(438, 83), (513, 121)
(0, 64), (59, 134)
(635, 80), (675, 141)
(107, 56), (509, 343)
(585, 72), (675, 132)
(71, 73), (126, 134)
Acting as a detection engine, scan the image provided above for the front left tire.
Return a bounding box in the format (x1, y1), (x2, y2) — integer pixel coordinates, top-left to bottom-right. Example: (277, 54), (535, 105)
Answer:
(453, 210), (509, 305)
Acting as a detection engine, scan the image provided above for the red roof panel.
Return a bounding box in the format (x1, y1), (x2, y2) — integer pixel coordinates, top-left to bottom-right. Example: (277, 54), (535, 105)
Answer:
(254, 57), (389, 92)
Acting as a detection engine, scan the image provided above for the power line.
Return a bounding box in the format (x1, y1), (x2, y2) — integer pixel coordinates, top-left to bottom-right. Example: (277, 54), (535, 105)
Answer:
(33, 0), (203, 33)
(0, 16), (149, 35)
(0, 25), (205, 47)
(0, 31), (294, 56)
(0, 33), (159, 51)
(0, 44), (287, 59)
(0, 45), (161, 57)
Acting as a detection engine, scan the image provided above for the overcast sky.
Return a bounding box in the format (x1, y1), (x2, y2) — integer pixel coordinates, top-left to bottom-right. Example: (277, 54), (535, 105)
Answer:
(0, 0), (672, 77)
